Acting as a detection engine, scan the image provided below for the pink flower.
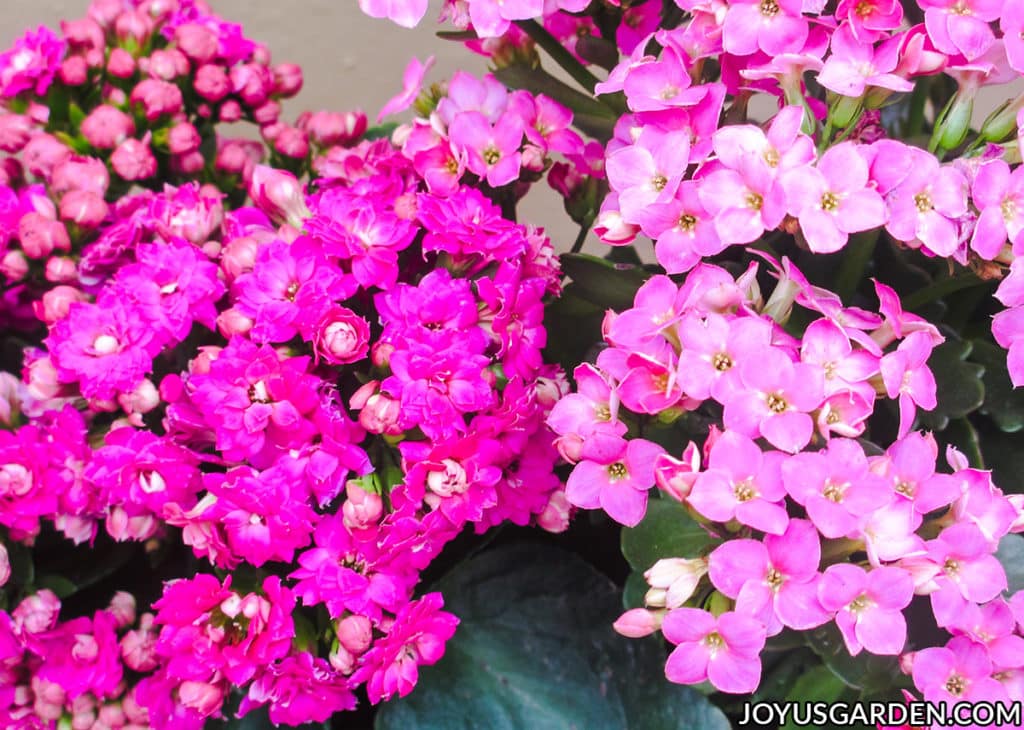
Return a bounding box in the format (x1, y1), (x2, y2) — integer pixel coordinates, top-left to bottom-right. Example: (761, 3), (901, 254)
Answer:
(698, 154), (788, 246)
(359, 0), (430, 28)
(817, 26), (914, 99)
(835, 0), (903, 42)
(661, 608), (767, 694)
(970, 159), (1024, 258)
(817, 564), (914, 655)
(783, 142), (887, 253)
(920, 0), (1002, 61)
(546, 363), (628, 463)
(241, 652), (356, 725)
(926, 522), (1008, 627)
(883, 147), (969, 256)
(913, 636), (1010, 704)
(676, 313), (774, 403)
(723, 345), (824, 453)
(722, 0), (809, 56)
(314, 306), (370, 365)
(565, 436), (666, 526)
(0, 26), (65, 98)
(688, 430), (789, 535)
(606, 127), (691, 222)
(111, 138), (158, 181)
(449, 110), (524, 187)
(80, 105), (135, 149)
(879, 331), (940, 438)
(708, 519), (831, 636)
(352, 592), (459, 704)
(873, 432), (961, 513)
(379, 55), (434, 120)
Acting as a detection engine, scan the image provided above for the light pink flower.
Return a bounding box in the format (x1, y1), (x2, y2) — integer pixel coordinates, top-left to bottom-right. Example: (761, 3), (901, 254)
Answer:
(662, 608), (767, 694)
(817, 564), (914, 655)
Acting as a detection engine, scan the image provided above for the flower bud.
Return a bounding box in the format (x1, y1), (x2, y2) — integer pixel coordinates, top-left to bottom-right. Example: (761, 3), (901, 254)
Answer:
(146, 48), (188, 80)
(0, 542), (9, 588)
(111, 137), (157, 181)
(645, 557), (708, 608)
(19, 214), (69, 258)
(51, 155), (109, 196)
(13, 589), (61, 635)
(355, 390), (402, 436)
(45, 256), (78, 283)
(59, 56), (89, 86)
(329, 643), (356, 674)
(248, 164), (310, 228)
(194, 64), (230, 101)
(274, 126), (309, 159)
(612, 608), (660, 638)
(343, 480), (384, 529)
(0, 114), (32, 153)
(253, 100), (281, 126)
(314, 306), (370, 365)
(22, 134), (71, 179)
(107, 591), (136, 628)
(0, 250), (28, 280)
(105, 506), (157, 542)
(230, 63), (271, 106)
(118, 377), (160, 416)
(272, 62), (303, 98)
(537, 488), (572, 532)
(31, 678), (65, 722)
(593, 203), (639, 245)
(33, 285), (88, 325)
(653, 449), (700, 502)
(107, 47), (136, 78)
(175, 23), (218, 63)
(131, 79), (183, 120)
(337, 614), (373, 655)
(219, 99), (243, 123)
(177, 681), (224, 717)
(219, 236), (260, 281)
(298, 110), (367, 147)
(217, 307), (254, 337)
(81, 105), (135, 150)
(60, 190), (109, 228)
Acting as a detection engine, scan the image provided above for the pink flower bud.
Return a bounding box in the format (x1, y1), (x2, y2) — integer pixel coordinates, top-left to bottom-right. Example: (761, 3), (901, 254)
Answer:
(175, 23), (219, 64)
(0, 372), (19, 426)
(58, 56), (89, 86)
(219, 99), (243, 123)
(194, 64), (230, 101)
(371, 341), (393, 368)
(167, 122), (200, 155)
(60, 190), (109, 228)
(260, 121), (286, 143)
(70, 693), (96, 730)
(107, 47), (136, 78)
(120, 624), (158, 671)
(0, 542), (8, 588)
(189, 346), (222, 376)
(548, 161), (583, 198)
(248, 165), (310, 228)
(521, 143), (546, 173)
(252, 100), (281, 126)
(653, 449), (700, 502)
(22, 134), (71, 179)
(298, 110), (367, 147)
(172, 150), (205, 175)
(554, 433), (584, 463)
(19, 214), (69, 258)
(33, 285), (88, 325)
(343, 480), (384, 529)
(177, 680), (224, 717)
(31, 678), (65, 721)
(107, 591), (136, 628)
(356, 391), (402, 436)
(105, 505), (157, 541)
(114, 9), (154, 46)
(0, 250), (28, 280)
(111, 137), (157, 181)
(274, 126), (309, 159)
(313, 307), (370, 365)
(216, 307), (254, 337)
(337, 614), (373, 655)
(117, 378), (160, 416)
(0, 115), (33, 153)
(130, 79), (183, 120)
(537, 489), (572, 532)
(613, 608), (661, 638)
(219, 236), (259, 281)
(272, 63), (303, 98)
(230, 63), (272, 106)
(61, 17), (105, 53)
(593, 202), (639, 245)
(13, 589), (61, 635)
(45, 256), (77, 283)
(145, 48), (188, 80)
(98, 703), (126, 727)
(51, 155), (109, 196)
(329, 643), (356, 674)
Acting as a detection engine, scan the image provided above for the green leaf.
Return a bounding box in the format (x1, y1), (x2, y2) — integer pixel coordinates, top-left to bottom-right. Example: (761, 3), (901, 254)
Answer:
(36, 574), (77, 599)
(972, 339), (1024, 432)
(918, 339), (985, 431)
(621, 498), (721, 573)
(780, 668), (848, 730)
(559, 252), (649, 311)
(375, 543), (730, 730)
(364, 122), (398, 140)
(976, 421), (1024, 494)
(804, 622), (904, 695)
(68, 102), (86, 129)
(623, 570), (647, 609)
(996, 533), (1024, 594)
(541, 287), (605, 375)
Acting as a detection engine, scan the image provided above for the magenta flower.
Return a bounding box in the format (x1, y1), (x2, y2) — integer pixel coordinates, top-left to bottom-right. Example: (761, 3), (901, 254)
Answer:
(708, 519), (831, 635)
(698, 155), (788, 246)
(884, 148), (969, 256)
(722, 0), (809, 56)
(546, 363), (628, 463)
(722, 345), (824, 453)
(926, 522), (1008, 628)
(970, 159), (1024, 259)
(688, 431), (789, 535)
(835, 0), (903, 42)
(662, 608), (767, 694)
(782, 438), (890, 539)
(799, 318), (879, 398)
(875, 432), (961, 513)
(241, 652), (356, 725)
(565, 436), (665, 526)
(817, 564), (914, 656)
(352, 592), (459, 704)
(912, 636), (1010, 705)
(677, 313), (774, 403)
(783, 142), (887, 253)
(920, 0), (1002, 61)
(622, 48), (708, 112)
(606, 127), (691, 222)
(358, 0), (429, 28)
(0, 26), (65, 98)
(641, 181), (725, 273)
(879, 331), (940, 438)
(816, 26), (914, 99)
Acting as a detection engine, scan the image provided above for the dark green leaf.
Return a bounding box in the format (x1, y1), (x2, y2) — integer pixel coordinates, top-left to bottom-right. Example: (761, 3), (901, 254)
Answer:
(36, 574), (77, 599)
(68, 102), (86, 129)
(804, 623), (904, 695)
(918, 339), (985, 431)
(541, 287), (605, 374)
(972, 339), (1024, 432)
(976, 422), (1024, 494)
(623, 570), (647, 609)
(559, 252), (649, 311)
(364, 123), (398, 140)
(996, 533), (1024, 594)
(575, 36), (620, 71)
(621, 498), (720, 573)
(375, 543), (730, 730)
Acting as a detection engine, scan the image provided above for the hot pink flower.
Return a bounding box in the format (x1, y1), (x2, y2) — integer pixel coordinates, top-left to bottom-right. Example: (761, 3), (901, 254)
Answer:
(448, 110), (524, 187)
(879, 331), (940, 438)
(873, 432), (961, 513)
(241, 652), (356, 725)
(817, 564), (914, 656)
(0, 26), (65, 98)
(970, 159), (1024, 258)
(835, 0), (903, 42)
(722, 0), (809, 56)
(913, 636), (1010, 705)
(661, 608), (767, 693)
(379, 55), (434, 120)
(926, 522), (1008, 627)
(606, 127), (691, 222)
(698, 155), (788, 246)
(884, 148), (969, 256)
(920, 0), (1002, 61)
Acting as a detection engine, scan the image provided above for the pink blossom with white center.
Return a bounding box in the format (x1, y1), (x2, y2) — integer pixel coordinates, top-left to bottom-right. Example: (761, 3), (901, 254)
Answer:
(639, 181), (725, 273)
(817, 25), (914, 99)
(622, 47), (708, 112)
(661, 608), (768, 694)
(606, 126), (691, 222)
(883, 146), (969, 256)
(677, 312), (774, 403)
(358, 0), (429, 29)
(722, 0), (810, 57)
(817, 564), (914, 656)
(871, 432), (962, 514)
(912, 636), (1011, 705)
(926, 522), (1008, 628)
(799, 318), (879, 398)
(688, 430), (789, 534)
(782, 142), (887, 253)
(448, 110), (524, 188)
(920, 0), (1003, 61)
(722, 345), (824, 453)
(378, 55), (434, 121)
(708, 519), (831, 636)
(711, 106), (815, 181)
(835, 0), (903, 42)
(546, 363), (628, 463)
(969, 159), (1024, 259)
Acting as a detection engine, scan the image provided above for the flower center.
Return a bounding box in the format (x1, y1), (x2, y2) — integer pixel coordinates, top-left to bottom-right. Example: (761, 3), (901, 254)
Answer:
(766, 392), (788, 413)
(712, 352), (733, 371)
(745, 191), (764, 211)
(285, 282), (299, 302)
(760, 0), (780, 16)
(820, 191), (840, 212)
(943, 557), (960, 577)
(445, 157), (460, 174)
(703, 631), (724, 654)
(248, 380), (271, 404)
(763, 147), (779, 168)
(1001, 198), (1017, 223)
(914, 192), (933, 213)
(679, 213), (698, 232)
(855, 0), (875, 16)
(895, 480), (915, 497)
(651, 174), (668, 192)
(653, 373), (670, 392)
(826, 410), (841, 424)
(607, 462), (628, 481)
(483, 146), (501, 165)
(92, 334), (121, 355)
(594, 404), (612, 422)
(733, 479), (756, 502)
(944, 674), (966, 696)
(766, 567), (784, 589)
(139, 470), (166, 494)
(822, 479), (846, 503)
(848, 594), (871, 613)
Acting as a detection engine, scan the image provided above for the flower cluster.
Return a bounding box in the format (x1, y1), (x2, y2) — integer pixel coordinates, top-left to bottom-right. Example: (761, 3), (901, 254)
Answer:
(551, 261), (1023, 705)
(0, 1), (576, 727)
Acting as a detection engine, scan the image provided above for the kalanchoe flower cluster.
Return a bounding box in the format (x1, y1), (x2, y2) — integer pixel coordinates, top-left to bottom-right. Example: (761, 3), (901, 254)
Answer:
(0, 2), (578, 727)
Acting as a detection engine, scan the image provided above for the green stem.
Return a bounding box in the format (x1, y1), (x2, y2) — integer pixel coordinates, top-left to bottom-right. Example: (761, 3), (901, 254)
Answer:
(570, 218), (592, 254)
(515, 19), (605, 97)
(906, 79), (930, 138)
(902, 272), (983, 311)
(834, 230), (878, 302)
